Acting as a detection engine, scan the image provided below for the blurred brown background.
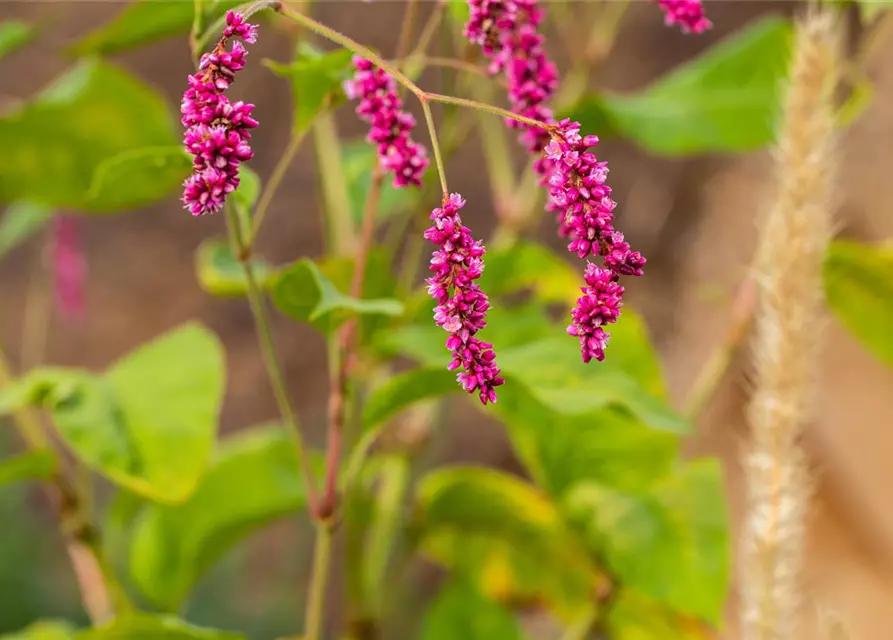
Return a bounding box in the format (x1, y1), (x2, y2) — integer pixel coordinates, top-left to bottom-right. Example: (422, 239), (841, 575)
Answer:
(1, 1), (893, 638)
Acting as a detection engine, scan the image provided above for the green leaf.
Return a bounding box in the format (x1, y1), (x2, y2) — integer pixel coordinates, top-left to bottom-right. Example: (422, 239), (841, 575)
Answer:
(607, 590), (708, 640)
(479, 241), (581, 306)
(86, 146), (190, 211)
(564, 459), (729, 623)
(857, 0), (893, 22)
(0, 21), (35, 61)
(444, 0), (472, 25)
(71, 0), (243, 55)
(837, 79), (873, 128)
(0, 201), (53, 260)
(195, 237), (276, 298)
(129, 426), (313, 610)
(272, 258), (403, 333)
(265, 47), (354, 134)
(0, 324), (225, 503)
(0, 621), (74, 640)
(497, 337), (687, 433)
(823, 240), (893, 369)
(74, 614), (244, 640)
(415, 467), (596, 618)
(362, 367), (459, 431)
(0, 450), (56, 488)
(343, 140), (423, 227)
(420, 580), (524, 640)
(570, 17), (792, 155)
(0, 59), (182, 212)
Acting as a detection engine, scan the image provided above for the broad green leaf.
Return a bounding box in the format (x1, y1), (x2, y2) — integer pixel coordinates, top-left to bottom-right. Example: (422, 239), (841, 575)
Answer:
(479, 241), (581, 306)
(75, 614), (244, 640)
(71, 0), (243, 55)
(415, 467), (596, 618)
(496, 337), (687, 433)
(494, 387), (678, 497)
(362, 367), (458, 430)
(823, 240), (893, 369)
(272, 258), (403, 332)
(195, 237), (276, 298)
(564, 459), (729, 623)
(0, 59), (181, 212)
(0, 324), (225, 503)
(0, 450), (55, 487)
(343, 140), (423, 227)
(129, 426), (313, 610)
(0, 202), (53, 259)
(264, 48), (354, 133)
(570, 17), (792, 155)
(86, 146), (190, 211)
(420, 580), (524, 640)
(0, 21), (35, 61)
(104, 323), (225, 502)
(0, 621), (74, 640)
(858, 0), (893, 22)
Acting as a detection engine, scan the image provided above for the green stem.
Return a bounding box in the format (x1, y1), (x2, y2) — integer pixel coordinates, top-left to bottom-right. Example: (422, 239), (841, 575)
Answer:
(419, 98), (448, 196)
(313, 113), (356, 255)
(684, 275), (757, 419)
(246, 128), (308, 249)
(0, 347), (130, 622)
(304, 523), (334, 640)
(223, 203), (318, 504)
(190, 0), (205, 64)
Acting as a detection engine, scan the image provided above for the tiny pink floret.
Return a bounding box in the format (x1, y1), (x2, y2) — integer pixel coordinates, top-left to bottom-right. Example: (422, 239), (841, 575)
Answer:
(657, 0), (712, 34)
(181, 10), (259, 216)
(424, 194), (504, 405)
(51, 216), (86, 319)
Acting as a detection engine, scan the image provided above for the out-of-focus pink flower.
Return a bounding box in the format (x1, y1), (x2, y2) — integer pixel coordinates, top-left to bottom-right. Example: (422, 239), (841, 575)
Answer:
(657, 0), (712, 34)
(50, 216), (86, 319)
(344, 56), (429, 188)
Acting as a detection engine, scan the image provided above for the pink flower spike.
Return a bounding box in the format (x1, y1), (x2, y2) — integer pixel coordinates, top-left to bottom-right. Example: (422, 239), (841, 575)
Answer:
(424, 194), (504, 404)
(344, 56), (429, 189)
(181, 11), (259, 216)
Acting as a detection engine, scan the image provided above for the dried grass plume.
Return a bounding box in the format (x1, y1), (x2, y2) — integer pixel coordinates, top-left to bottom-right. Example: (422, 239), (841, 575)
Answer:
(740, 7), (840, 640)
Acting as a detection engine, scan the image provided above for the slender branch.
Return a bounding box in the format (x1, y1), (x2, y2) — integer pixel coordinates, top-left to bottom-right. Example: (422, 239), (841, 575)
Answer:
(407, 1), (445, 63)
(303, 522), (334, 640)
(685, 274), (757, 420)
(277, 6), (557, 134)
(419, 97), (449, 196)
(395, 0), (420, 65)
(0, 348), (128, 623)
(279, 5), (424, 97)
(424, 92), (555, 132)
(245, 128), (308, 249)
(223, 203), (318, 505)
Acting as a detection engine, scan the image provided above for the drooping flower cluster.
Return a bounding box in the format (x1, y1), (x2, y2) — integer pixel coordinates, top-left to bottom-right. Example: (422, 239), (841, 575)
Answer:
(51, 216), (86, 319)
(181, 11), (259, 216)
(424, 194), (504, 404)
(656, 0), (712, 34)
(545, 120), (646, 362)
(344, 56), (429, 188)
(464, 0), (559, 175)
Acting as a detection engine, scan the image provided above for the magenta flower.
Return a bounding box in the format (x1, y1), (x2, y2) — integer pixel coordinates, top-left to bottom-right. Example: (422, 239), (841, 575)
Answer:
(424, 194), (504, 404)
(181, 10), (259, 216)
(465, 0), (559, 177)
(51, 216), (86, 319)
(545, 119), (645, 362)
(344, 56), (429, 188)
(656, 0), (712, 34)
